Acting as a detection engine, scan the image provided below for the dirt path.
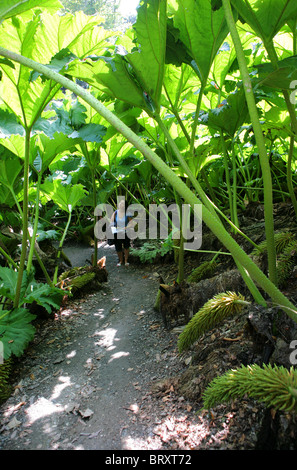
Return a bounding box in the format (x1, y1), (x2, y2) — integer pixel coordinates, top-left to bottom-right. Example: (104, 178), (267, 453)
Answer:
(0, 242), (195, 450)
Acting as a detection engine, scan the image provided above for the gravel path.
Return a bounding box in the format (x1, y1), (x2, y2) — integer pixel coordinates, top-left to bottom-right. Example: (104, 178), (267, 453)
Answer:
(0, 242), (193, 450)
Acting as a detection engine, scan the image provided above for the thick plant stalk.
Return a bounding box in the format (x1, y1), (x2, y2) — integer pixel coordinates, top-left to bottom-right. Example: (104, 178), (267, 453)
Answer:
(220, 131), (234, 226)
(0, 48), (297, 322)
(27, 171), (42, 273)
(222, 0), (277, 286)
(287, 135), (297, 219)
(13, 128), (30, 308)
(53, 210), (72, 285)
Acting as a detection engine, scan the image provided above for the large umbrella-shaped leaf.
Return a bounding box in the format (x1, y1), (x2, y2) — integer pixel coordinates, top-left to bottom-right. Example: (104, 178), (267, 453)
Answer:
(125, 0), (167, 112)
(0, 11), (113, 128)
(0, 15), (62, 127)
(230, 0), (297, 43)
(32, 11), (115, 66)
(169, 0), (229, 84)
(68, 0), (167, 114)
(41, 179), (88, 213)
(0, 0), (62, 22)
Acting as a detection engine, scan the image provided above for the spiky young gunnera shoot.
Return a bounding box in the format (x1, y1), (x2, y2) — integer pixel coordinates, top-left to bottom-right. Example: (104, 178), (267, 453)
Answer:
(178, 291), (247, 353)
(203, 364), (297, 413)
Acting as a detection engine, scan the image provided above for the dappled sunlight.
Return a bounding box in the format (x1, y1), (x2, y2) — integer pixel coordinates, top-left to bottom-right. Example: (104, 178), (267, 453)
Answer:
(51, 376), (73, 400)
(24, 397), (64, 425)
(93, 327), (119, 351)
(66, 350), (77, 359)
(108, 351), (130, 363)
(23, 376), (74, 426)
(120, 408), (232, 450)
(93, 308), (105, 318)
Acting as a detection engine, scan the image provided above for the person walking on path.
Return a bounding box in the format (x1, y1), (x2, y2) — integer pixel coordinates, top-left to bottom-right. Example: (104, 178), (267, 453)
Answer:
(110, 199), (134, 266)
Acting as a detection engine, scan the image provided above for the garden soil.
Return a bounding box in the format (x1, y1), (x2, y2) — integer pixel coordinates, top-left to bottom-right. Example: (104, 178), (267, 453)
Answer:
(0, 231), (296, 451)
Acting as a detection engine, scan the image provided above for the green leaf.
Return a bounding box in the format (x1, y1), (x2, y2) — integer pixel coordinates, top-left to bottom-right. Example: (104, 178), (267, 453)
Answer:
(70, 100), (87, 129)
(0, 15), (61, 127)
(255, 55), (297, 90)
(41, 180), (88, 213)
(0, 308), (36, 359)
(69, 123), (107, 143)
(0, 266), (63, 313)
(68, 1), (167, 114)
(23, 283), (63, 313)
(199, 86), (249, 136)
(126, 0), (167, 112)
(0, 0), (62, 22)
(35, 132), (80, 172)
(0, 267), (19, 299)
(0, 109), (24, 137)
(230, 0), (297, 43)
(32, 11), (115, 65)
(0, 156), (23, 189)
(170, 0), (230, 84)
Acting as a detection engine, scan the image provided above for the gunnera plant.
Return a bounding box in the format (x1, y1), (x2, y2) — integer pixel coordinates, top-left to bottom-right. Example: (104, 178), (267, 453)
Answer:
(178, 291), (247, 352)
(202, 364), (297, 412)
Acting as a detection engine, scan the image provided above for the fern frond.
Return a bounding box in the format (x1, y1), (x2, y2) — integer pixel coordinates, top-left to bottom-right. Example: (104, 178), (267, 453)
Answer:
(203, 364), (297, 412)
(178, 291), (246, 352)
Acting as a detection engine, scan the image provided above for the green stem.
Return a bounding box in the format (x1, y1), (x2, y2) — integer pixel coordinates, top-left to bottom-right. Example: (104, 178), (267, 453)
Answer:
(163, 83), (220, 206)
(220, 131), (234, 225)
(91, 168), (98, 266)
(8, 180), (53, 286)
(190, 82), (206, 157)
(53, 210), (72, 285)
(232, 142), (239, 228)
(287, 134), (297, 219)
(222, 0), (277, 286)
(0, 246), (18, 269)
(27, 171), (42, 273)
(13, 127), (30, 308)
(1, 47), (296, 321)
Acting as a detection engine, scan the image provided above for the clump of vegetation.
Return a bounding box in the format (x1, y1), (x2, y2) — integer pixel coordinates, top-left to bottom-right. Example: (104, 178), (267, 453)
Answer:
(251, 232), (295, 257)
(276, 240), (297, 287)
(130, 239), (173, 264)
(187, 260), (218, 283)
(203, 364), (297, 413)
(0, 359), (13, 404)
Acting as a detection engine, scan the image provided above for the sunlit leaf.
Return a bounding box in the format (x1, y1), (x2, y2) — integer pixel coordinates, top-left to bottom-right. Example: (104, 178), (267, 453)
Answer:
(230, 0), (297, 43)
(41, 179), (88, 213)
(0, 0), (62, 22)
(169, 0), (229, 84)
